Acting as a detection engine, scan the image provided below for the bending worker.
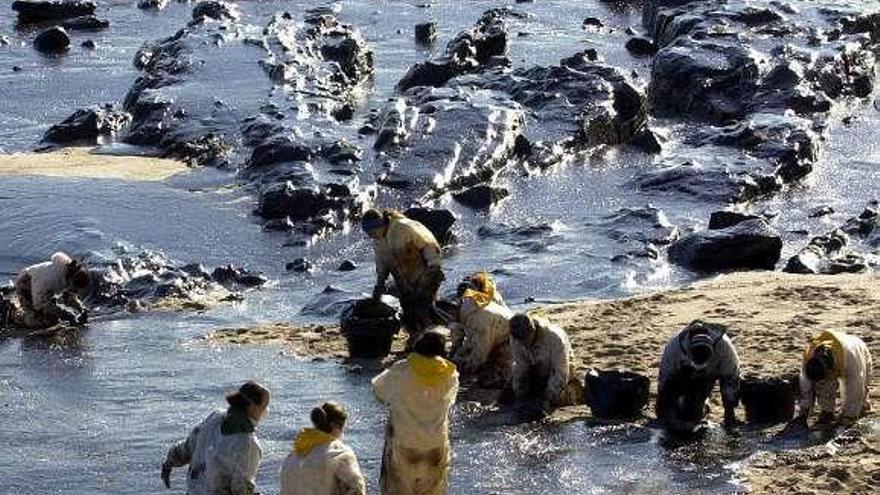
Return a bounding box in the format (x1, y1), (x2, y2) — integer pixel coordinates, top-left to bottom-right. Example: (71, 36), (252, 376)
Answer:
(372, 330), (459, 495)
(281, 401), (366, 495)
(509, 313), (579, 411)
(656, 321), (741, 433)
(450, 272), (513, 388)
(162, 381), (270, 495)
(362, 209), (444, 346)
(791, 329), (873, 427)
(13, 252), (90, 328)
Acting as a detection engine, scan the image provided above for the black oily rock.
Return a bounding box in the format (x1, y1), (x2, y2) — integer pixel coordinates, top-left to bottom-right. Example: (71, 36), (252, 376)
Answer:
(249, 137), (314, 167)
(191, 1), (239, 22)
(43, 105), (131, 143)
(583, 17), (604, 29)
(740, 375), (796, 425)
(12, 1), (96, 23)
(263, 216), (294, 231)
(211, 265), (267, 289)
(33, 26), (70, 54)
(452, 185), (510, 210)
(404, 207), (457, 245)
(708, 211), (762, 230)
(338, 260), (357, 271)
(256, 183), (343, 221)
(630, 127), (664, 153)
(61, 15), (108, 31)
(81, 39), (96, 49)
(584, 369), (650, 419)
(137, 0), (170, 10)
(784, 230), (868, 275)
(415, 22), (437, 45)
(625, 36), (657, 56)
(286, 258), (312, 273)
(669, 218), (782, 273)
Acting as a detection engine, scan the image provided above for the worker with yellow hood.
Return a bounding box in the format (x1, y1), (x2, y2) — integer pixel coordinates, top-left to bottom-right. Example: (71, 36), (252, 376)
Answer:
(280, 401), (365, 495)
(792, 329), (873, 427)
(450, 272), (513, 388)
(362, 209), (444, 347)
(372, 330), (459, 495)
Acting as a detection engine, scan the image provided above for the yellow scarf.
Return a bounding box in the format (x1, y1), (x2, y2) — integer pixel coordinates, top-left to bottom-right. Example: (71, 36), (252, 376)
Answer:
(293, 428), (334, 457)
(461, 272), (496, 309)
(408, 353), (456, 387)
(804, 330), (845, 378)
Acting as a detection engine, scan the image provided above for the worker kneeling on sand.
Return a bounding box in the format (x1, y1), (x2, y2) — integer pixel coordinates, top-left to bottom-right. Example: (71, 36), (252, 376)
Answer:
(372, 330), (459, 495)
(161, 381), (270, 495)
(449, 272), (513, 388)
(280, 401), (366, 495)
(13, 252), (90, 328)
(789, 329), (873, 428)
(656, 321), (741, 433)
(509, 313), (580, 411)
(362, 209), (444, 348)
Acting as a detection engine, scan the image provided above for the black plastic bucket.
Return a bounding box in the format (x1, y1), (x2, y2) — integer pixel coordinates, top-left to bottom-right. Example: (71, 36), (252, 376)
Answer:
(740, 375), (796, 425)
(340, 299), (400, 359)
(584, 369), (650, 419)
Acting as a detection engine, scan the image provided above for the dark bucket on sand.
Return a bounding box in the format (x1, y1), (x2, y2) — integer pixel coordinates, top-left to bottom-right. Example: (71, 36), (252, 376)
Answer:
(584, 369), (650, 419)
(340, 299), (400, 359)
(740, 375), (796, 425)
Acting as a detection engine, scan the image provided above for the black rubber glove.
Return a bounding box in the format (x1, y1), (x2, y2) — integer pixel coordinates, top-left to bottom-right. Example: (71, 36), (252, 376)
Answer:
(161, 461), (172, 489)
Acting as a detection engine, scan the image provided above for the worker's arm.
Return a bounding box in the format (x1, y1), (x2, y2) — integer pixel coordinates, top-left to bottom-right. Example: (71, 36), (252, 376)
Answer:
(373, 244), (391, 298)
(841, 351), (869, 420)
(717, 337), (741, 425)
(336, 449), (367, 495)
(511, 343), (530, 400)
(796, 368), (815, 421)
(545, 330), (571, 406)
(229, 437), (261, 495)
(164, 423), (200, 468)
(372, 367), (394, 406)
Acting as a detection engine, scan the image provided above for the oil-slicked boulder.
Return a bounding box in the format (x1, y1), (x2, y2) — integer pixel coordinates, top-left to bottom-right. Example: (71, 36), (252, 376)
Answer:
(784, 230), (867, 275)
(12, 0), (96, 23)
(452, 185), (509, 210)
(669, 218), (782, 273)
(44, 104), (131, 143)
(33, 26), (70, 54)
(137, 0), (170, 10)
(404, 207), (457, 245)
(191, 1), (239, 23)
(61, 15), (108, 31)
(397, 9), (510, 91)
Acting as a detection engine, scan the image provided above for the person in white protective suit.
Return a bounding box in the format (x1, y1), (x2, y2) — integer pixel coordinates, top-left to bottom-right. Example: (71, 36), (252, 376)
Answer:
(13, 252), (91, 328)
(361, 209), (444, 348)
(449, 272), (513, 388)
(509, 313), (580, 411)
(161, 381), (270, 495)
(655, 321), (741, 434)
(789, 329), (873, 428)
(372, 330), (459, 495)
(280, 401), (366, 495)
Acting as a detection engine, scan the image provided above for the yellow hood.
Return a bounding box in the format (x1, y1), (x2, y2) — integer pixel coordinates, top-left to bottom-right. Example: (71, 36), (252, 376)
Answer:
(804, 330), (845, 378)
(293, 428), (334, 457)
(462, 272), (496, 309)
(408, 353), (457, 387)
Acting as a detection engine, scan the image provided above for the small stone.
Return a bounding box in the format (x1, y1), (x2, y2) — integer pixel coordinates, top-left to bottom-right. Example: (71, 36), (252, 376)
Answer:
(808, 206), (834, 218)
(12, 66), (22, 72)
(286, 258), (312, 273)
(415, 22), (437, 45)
(81, 39), (96, 49)
(338, 260), (357, 271)
(583, 17), (604, 29)
(33, 26), (70, 54)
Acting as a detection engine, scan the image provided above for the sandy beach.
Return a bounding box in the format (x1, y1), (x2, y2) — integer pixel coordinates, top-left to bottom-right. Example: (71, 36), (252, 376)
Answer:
(0, 148), (188, 181)
(208, 271), (880, 494)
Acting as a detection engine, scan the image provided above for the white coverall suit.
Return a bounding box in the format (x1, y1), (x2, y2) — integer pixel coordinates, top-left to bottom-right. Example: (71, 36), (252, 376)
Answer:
(511, 317), (577, 407)
(372, 354), (459, 495)
(450, 279), (513, 388)
(800, 329), (873, 421)
(280, 428), (366, 495)
(164, 410), (263, 495)
(14, 252), (75, 327)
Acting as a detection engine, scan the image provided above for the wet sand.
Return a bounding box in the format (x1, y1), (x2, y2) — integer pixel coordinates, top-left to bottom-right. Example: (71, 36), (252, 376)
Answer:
(208, 271), (880, 493)
(0, 148), (188, 181)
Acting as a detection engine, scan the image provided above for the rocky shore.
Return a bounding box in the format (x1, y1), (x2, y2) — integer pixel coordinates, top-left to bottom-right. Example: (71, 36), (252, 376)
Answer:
(208, 271), (880, 494)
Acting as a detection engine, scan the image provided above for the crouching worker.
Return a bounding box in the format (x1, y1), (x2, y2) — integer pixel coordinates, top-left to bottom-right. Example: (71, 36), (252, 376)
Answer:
(281, 402), (366, 495)
(14, 252), (90, 328)
(373, 330), (459, 495)
(789, 330), (873, 428)
(161, 381), (270, 495)
(509, 313), (580, 412)
(450, 272), (513, 388)
(362, 209), (444, 348)
(656, 321), (741, 434)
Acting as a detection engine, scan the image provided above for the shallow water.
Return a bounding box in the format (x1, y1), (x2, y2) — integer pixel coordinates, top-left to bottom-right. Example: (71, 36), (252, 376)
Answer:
(1, 0), (879, 493)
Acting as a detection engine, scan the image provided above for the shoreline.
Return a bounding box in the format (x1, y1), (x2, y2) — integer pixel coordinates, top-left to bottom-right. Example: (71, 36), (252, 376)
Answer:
(207, 271), (880, 494)
(0, 148), (188, 181)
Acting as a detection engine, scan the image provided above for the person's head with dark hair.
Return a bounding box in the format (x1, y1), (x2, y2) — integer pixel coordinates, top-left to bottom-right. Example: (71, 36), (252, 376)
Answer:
(226, 381), (271, 422)
(310, 401), (348, 438)
(805, 346), (834, 382)
(414, 330), (447, 358)
(510, 313), (537, 345)
(361, 208), (388, 240)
